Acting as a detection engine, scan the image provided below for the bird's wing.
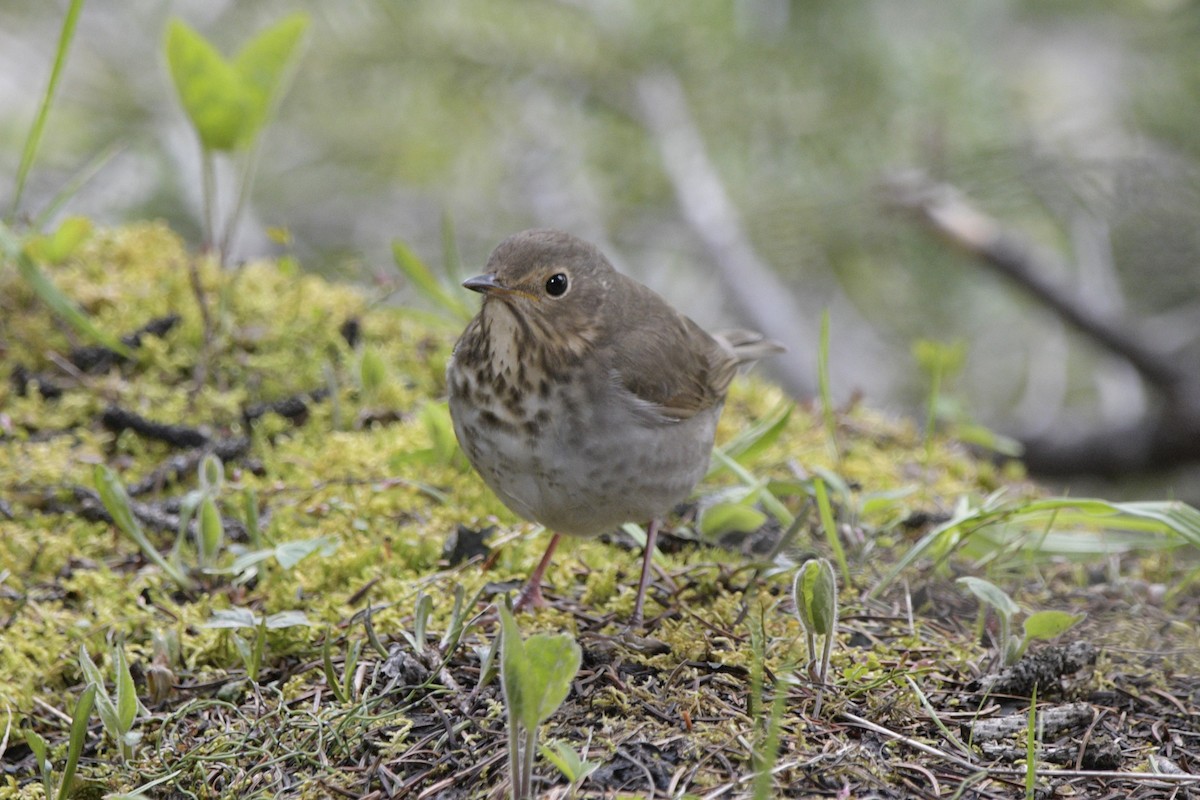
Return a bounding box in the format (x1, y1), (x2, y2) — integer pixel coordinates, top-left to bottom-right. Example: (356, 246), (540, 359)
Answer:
(606, 301), (736, 422)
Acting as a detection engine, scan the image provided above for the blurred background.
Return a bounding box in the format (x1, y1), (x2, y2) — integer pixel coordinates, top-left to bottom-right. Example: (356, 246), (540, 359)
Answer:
(3, 0), (1200, 498)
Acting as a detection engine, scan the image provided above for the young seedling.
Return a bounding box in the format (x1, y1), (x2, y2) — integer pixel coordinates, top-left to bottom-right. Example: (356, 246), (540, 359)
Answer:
(179, 452), (226, 569)
(164, 14), (310, 265)
(793, 557), (839, 716)
(957, 576), (1084, 666)
(321, 629), (364, 704)
(539, 739), (599, 798)
(748, 607), (791, 800)
(23, 684), (95, 800)
(497, 605), (582, 800)
(818, 309), (840, 462)
(94, 465), (194, 590)
(204, 608), (311, 681)
(79, 643), (146, 762)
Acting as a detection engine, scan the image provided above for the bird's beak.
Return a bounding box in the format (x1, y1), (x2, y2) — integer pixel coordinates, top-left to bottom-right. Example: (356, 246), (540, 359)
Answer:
(462, 274), (537, 301)
(463, 274), (504, 294)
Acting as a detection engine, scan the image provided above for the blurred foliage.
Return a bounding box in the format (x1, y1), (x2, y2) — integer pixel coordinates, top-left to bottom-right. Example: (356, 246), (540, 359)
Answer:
(3, 0), (1200, 482)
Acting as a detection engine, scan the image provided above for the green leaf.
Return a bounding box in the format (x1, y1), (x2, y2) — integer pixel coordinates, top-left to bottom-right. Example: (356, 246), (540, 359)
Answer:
(79, 645), (120, 742)
(698, 501), (768, 538)
(231, 13), (309, 146)
(265, 610), (311, 629)
(391, 239), (473, 321)
(25, 216), (93, 264)
(273, 536), (338, 569)
(812, 477), (850, 585)
(57, 684), (96, 800)
(522, 633), (582, 727)
(165, 19), (252, 151)
(1022, 610), (1084, 643)
(539, 740), (597, 783)
(793, 558), (837, 637)
(956, 576), (1019, 619)
(94, 465), (193, 588)
(199, 453), (224, 493)
(199, 496), (224, 563)
(114, 645), (139, 733)
(0, 224), (131, 358)
(707, 401), (792, 477)
(10, 0), (84, 220)
(26, 727), (52, 798)
(205, 608), (260, 629)
(499, 605), (528, 727)
(912, 338), (967, 378)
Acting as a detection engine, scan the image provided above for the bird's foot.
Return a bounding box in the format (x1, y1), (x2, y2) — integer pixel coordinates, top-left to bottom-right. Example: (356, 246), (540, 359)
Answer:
(512, 580), (547, 612)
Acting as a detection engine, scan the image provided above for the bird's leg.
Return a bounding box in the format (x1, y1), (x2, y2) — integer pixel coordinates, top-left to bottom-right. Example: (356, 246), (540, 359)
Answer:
(513, 532), (562, 612)
(631, 519), (660, 628)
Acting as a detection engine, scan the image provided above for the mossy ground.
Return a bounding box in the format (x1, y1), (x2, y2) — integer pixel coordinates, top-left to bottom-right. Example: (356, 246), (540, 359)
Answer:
(1, 224), (1198, 799)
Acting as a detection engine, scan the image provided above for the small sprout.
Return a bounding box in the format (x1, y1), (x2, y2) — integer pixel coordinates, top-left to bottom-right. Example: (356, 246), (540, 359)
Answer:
(205, 608), (312, 682)
(498, 605), (582, 800)
(25, 683), (95, 800)
(698, 500), (768, 539)
(957, 577), (1084, 666)
(199, 452), (224, 493)
(540, 739), (599, 795)
(322, 629), (364, 704)
(793, 557), (839, 716)
(79, 644), (146, 762)
(391, 238), (474, 322)
(94, 465), (193, 589)
(402, 592), (434, 653)
(198, 495), (224, 567)
(241, 487), (261, 547)
(163, 13), (310, 262)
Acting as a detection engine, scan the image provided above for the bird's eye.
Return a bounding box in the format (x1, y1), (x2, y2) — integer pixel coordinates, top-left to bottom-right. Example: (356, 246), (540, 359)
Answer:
(545, 272), (569, 297)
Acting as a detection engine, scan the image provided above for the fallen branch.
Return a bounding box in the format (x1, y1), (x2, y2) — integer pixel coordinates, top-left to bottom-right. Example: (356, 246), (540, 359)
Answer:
(885, 170), (1200, 477)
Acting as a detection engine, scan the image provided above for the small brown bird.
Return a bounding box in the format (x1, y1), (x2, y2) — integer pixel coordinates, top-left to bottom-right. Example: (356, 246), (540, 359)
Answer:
(447, 230), (782, 625)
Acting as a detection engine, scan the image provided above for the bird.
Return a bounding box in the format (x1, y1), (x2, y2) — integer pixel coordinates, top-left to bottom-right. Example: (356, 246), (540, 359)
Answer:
(446, 229), (783, 626)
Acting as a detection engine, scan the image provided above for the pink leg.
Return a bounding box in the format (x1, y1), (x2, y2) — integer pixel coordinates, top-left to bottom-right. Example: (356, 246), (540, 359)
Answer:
(631, 520), (660, 627)
(513, 532), (561, 612)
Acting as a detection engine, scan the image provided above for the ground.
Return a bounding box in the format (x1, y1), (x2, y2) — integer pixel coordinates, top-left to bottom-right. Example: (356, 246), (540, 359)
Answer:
(1, 223), (1198, 799)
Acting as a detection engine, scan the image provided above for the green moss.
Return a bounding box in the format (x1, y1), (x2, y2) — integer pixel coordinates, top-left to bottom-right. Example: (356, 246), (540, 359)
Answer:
(3, 222), (1184, 798)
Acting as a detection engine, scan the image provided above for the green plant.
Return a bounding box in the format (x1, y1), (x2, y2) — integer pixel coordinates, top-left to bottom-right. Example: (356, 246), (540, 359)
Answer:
(748, 607), (790, 800)
(391, 237), (474, 323)
(2, 0), (134, 355)
(23, 684), (95, 800)
(321, 629), (364, 705)
(497, 605), (582, 800)
(1024, 686), (1040, 800)
(94, 465), (194, 590)
(813, 475), (851, 585)
(8, 0), (84, 221)
(79, 643), (145, 762)
(793, 557), (839, 716)
(164, 13), (310, 264)
(204, 608), (312, 681)
(539, 739), (599, 798)
(818, 308), (839, 462)
(913, 338), (1022, 459)
(957, 577), (1084, 666)
(870, 493), (1200, 599)
(177, 452), (226, 569)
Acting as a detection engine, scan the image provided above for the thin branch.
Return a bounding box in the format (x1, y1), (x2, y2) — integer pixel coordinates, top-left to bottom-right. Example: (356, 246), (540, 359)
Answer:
(883, 171), (1188, 396)
(634, 70), (812, 397)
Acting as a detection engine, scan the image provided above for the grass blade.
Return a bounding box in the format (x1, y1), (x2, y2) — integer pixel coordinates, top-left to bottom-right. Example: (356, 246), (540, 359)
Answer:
(57, 683), (96, 800)
(10, 0), (86, 221)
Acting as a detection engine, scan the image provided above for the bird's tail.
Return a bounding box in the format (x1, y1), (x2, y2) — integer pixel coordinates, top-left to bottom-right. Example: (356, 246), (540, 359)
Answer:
(714, 329), (786, 366)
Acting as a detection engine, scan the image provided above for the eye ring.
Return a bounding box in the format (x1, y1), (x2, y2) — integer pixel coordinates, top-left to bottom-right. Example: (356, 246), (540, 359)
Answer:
(545, 272), (569, 297)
